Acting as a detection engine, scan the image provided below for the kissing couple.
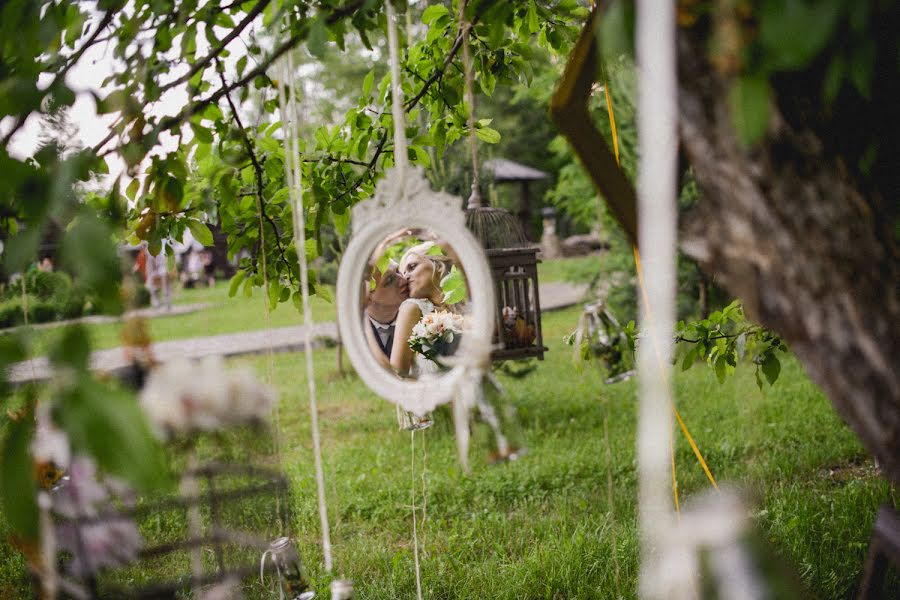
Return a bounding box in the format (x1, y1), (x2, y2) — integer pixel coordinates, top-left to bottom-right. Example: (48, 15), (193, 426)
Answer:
(364, 240), (459, 380)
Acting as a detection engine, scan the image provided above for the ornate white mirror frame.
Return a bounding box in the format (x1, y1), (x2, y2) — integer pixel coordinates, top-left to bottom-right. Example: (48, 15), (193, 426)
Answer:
(336, 167), (496, 415)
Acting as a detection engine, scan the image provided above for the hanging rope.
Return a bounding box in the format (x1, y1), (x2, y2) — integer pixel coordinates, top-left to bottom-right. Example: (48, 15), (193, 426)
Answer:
(247, 85), (285, 531)
(459, 0), (482, 209)
(275, 51), (334, 573)
(385, 1), (408, 177)
(385, 4), (429, 596)
(410, 431), (423, 600)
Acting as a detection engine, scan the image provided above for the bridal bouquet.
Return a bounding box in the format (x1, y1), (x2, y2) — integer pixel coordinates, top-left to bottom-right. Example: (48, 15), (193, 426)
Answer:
(408, 310), (468, 362)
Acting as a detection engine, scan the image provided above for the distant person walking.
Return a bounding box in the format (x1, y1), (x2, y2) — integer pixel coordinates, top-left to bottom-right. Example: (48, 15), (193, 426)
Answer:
(136, 242), (172, 309)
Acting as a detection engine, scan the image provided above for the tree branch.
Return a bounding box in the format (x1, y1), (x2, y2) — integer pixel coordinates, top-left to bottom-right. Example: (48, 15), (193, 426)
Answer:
(157, 0), (271, 96)
(2, 10), (115, 148)
(95, 0), (367, 157)
(404, 1), (492, 111)
(219, 69), (295, 285)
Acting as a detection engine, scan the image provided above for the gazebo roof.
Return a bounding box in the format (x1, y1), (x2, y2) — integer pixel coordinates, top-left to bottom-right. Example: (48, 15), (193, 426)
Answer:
(485, 158), (548, 182)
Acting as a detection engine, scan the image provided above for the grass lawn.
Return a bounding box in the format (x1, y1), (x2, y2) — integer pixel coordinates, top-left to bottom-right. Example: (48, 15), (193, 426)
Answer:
(254, 307), (894, 599)
(1, 258), (896, 598)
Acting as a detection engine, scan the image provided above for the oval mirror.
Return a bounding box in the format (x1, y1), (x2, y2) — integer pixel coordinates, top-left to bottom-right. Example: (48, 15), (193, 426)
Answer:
(336, 168), (494, 416)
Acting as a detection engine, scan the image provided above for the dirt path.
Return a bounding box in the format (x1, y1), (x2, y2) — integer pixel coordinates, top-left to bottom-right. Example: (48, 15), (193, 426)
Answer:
(6, 283), (588, 385)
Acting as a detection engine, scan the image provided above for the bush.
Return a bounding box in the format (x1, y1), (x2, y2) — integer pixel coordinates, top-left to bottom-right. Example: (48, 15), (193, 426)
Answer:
(0, 298), (24, 328)
(26, 270), (72, 300)
(317, 261), (338, 286)
(0, 298), (60, 328)
(29, 300), (59, 323)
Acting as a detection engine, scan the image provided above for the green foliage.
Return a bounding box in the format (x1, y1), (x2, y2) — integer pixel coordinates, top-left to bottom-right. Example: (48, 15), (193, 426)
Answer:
(0, 413), (38, 541)
(570, 299), (788, 389)
(440, 265), (467, 305)
(0, 270), (102, 326)
(54, 375), (169, 492)
(676, 300), (788, 388)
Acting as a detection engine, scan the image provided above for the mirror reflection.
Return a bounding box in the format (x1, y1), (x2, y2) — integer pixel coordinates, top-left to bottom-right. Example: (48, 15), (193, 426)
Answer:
(362, 228), (471, 380)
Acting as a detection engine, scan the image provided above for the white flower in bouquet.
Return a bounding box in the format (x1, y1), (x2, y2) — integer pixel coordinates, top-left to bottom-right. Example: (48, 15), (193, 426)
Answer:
(140, 357), (275, 438)
(409, 310), (469, 361)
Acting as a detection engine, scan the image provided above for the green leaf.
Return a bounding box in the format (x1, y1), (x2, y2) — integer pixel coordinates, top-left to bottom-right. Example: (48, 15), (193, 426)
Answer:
(681, 346), (697, 371)
(189, 122), (213, 144)
(475, 126), (501, 144)
(761, 353), (781, 385)
(823, 55), (845, 104)
(729, 75), (770, 147)
(0, 416), (38, 541)
(422, 4), (449, 25)
(186, 219), (213, 246)
(316, 285), (333, 303)
(228, 270), (247, 298)
(759, 0), (841, 71)
(267, 281), (279, 311)
(307, 17), (329, 59)
(55, 377), (169, 492)
(49, 325), (91, 371)
(714, 354), (727, 384)
(362, 68), (375, 98)
(59, 211), (121, 312)
(3, 226), (42, 275)
(526, 1), (539, 34)
(126, 178), (140, 201)
(441, 267), (468, 305)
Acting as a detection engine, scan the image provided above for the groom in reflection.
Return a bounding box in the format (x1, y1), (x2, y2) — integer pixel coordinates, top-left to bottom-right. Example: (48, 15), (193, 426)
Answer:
(364, 262), (409, 363)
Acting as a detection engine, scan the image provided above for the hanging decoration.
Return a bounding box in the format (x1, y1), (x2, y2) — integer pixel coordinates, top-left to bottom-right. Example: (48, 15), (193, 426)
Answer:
(456, 0), (547, 363)
(334, 8), (496, 424)
(275, 39), (342, 590)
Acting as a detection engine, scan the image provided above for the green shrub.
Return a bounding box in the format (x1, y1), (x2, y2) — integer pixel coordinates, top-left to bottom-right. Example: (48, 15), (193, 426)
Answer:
(0, 298), (24, 328)
(60, 286), (89, 319)
(0, 298), (61, 328)
(26, 270), (72, 301)
(317, 261), (338, 286)
(29, 301), (58, 323)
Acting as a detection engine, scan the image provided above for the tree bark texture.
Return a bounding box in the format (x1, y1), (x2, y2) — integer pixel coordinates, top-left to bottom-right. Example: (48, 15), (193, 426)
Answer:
(675, 31), (900, 484)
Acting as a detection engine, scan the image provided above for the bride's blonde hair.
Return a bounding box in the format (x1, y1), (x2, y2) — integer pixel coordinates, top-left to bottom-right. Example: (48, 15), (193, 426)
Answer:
(400, 241), (453, 283)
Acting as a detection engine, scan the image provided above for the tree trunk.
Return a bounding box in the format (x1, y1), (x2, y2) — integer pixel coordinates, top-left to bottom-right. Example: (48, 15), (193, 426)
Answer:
(676, 33), (900, 484)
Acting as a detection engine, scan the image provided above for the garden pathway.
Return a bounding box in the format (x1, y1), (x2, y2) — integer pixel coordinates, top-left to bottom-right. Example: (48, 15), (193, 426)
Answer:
(5, 282), (587, 386)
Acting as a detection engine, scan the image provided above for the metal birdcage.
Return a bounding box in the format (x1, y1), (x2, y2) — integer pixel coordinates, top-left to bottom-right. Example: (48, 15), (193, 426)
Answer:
(465, 204), (547, 362)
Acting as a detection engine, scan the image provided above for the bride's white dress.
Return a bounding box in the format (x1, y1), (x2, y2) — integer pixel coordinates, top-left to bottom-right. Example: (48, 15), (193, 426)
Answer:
(401, 297), (442, 380)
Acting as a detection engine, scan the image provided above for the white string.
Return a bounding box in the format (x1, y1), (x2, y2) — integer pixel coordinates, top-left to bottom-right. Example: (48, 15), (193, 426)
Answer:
(385, 1), (408, 177)
(410, 431), (423, 600)
(385, 4), (427, 595)
(635, 0), (678, 597)
(275, 51), (334, 573)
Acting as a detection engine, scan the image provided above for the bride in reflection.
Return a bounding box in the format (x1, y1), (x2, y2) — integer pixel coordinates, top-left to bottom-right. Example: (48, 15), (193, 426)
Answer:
(389, 241), (456, 379)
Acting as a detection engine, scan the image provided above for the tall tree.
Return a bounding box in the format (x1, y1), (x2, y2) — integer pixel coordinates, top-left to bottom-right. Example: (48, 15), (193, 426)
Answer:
(555, 1), (900, 483)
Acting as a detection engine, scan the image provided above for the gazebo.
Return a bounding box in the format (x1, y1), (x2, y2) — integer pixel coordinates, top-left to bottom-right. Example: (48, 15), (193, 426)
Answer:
(484, 158), (548, 240)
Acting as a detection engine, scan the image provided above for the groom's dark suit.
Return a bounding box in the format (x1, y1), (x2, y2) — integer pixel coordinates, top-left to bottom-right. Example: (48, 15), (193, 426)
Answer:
(369, 318), (396, 359)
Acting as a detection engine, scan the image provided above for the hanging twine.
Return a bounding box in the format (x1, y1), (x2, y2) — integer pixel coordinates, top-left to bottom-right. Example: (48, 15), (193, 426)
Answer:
(385, 5), (427, 597)
(275, 51), (334, 573)
(634, 0), (680, 596)
(410, 431), (423, 600)
(385, 1), (408, 177)
(458, 0), (482, 209)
